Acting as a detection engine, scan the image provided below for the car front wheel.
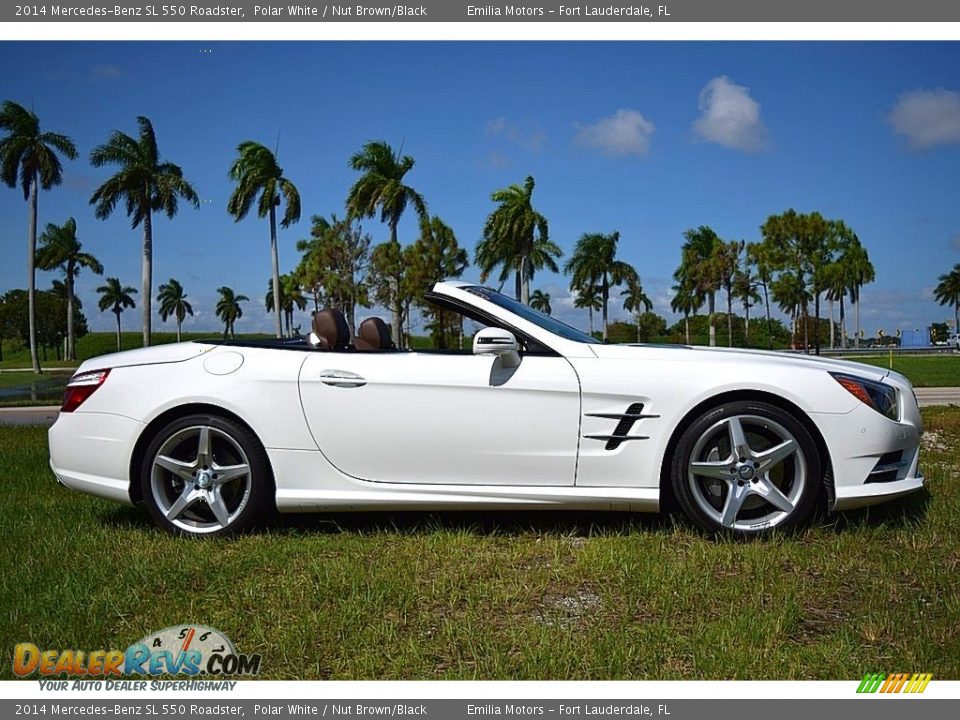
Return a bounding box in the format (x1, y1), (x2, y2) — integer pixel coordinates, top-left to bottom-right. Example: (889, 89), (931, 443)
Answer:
(140, 414), (273, 536)
(670, 400), (821, 536)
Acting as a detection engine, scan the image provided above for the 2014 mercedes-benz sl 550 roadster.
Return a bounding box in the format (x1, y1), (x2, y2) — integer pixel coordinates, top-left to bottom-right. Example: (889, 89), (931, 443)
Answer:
(49, 281), (924, 537)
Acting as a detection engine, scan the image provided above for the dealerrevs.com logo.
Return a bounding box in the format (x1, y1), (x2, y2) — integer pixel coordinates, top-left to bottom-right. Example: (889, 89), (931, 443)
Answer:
(857, 673), (933, 694)
(13, 625), (261, 678)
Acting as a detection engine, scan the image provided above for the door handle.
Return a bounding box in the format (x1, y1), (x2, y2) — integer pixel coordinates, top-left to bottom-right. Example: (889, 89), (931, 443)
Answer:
(319, 370), (367, 388)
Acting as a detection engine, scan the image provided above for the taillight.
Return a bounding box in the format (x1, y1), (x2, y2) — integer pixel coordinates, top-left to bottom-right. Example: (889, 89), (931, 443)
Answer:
(61, 369), (110, 413)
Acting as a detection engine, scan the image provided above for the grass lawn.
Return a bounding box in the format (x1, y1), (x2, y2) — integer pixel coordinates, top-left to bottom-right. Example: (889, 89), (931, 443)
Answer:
(1, 409), (958, 680)
(845, 354), (960, 388)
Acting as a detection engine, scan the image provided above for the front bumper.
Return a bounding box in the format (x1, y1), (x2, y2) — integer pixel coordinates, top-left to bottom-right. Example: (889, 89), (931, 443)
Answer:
(48, 411), (144, 506)
(812, 397), (924, 512)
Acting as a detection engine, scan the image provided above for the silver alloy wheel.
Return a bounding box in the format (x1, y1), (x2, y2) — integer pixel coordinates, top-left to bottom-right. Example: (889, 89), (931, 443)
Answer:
(687, 414), (806, 532)
(150, 425), (252, 534)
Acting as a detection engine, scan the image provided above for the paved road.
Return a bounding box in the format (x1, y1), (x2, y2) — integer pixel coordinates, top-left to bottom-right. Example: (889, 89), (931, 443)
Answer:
(0, 406), (60, 427)
(914, 387), (960, 407)
(2, 388), (958, 428)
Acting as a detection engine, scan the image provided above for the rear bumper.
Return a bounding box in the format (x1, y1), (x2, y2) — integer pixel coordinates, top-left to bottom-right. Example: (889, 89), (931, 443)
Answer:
(48, 411), (143, 506)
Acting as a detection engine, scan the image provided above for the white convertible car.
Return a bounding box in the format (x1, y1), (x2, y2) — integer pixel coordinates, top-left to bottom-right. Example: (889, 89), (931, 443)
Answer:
(48, 282), (924, 538)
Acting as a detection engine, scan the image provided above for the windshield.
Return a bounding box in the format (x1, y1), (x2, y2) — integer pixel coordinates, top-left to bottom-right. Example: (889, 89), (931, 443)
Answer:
(463, 286), (598, 344)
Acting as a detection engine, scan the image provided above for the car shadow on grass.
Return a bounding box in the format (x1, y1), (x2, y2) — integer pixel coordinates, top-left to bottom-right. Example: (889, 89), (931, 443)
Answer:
(817, 486), (932, 533)
(95, 487), (931, 539)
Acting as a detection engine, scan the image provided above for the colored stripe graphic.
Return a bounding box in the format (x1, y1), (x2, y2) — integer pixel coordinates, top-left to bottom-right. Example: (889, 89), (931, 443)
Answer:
(857, 672), (932, 693)
(857, 673), (885, 693)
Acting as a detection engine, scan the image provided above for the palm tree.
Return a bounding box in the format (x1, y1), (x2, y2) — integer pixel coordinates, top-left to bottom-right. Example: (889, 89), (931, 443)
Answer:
(934, 263), (960, 336)
(564, 231), (637, 343)
(0, 100), (78, 372)
(97, 277), (137, 351)
(671, 280), (698, 345)
(822, 261), (846, 349)
(844, 237), (875, 349)
(36, 217), (103, 361)
(677, 226), (721, 347)
(771, 272), (810, 349)
(746, 242), (775, 349)
(475, 175), (560, 306)
(530, 289), (552, 316)
(89, 116), (197, 348)
(346, 140), (426, 348)
(265, 274), (307, 338)
(157, 278), (193, 342)
(734, 266), (762, 347)
(215, 286), (248, 339)
(573, 284), (603, 336)
(716, 240), (743, 347)
(228, 141), (301, 339)
(622, 276), (653, 343)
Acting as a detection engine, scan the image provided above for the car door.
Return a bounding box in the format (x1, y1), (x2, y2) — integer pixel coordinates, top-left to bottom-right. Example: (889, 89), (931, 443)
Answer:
(298, 349), (581, 486)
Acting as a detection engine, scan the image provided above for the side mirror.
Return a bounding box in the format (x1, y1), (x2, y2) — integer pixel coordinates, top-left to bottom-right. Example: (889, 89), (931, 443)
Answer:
(473, 327), (521, 368)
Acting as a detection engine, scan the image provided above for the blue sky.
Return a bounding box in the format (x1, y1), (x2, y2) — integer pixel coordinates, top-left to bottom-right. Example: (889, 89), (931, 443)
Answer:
(1, 41), (958, 336)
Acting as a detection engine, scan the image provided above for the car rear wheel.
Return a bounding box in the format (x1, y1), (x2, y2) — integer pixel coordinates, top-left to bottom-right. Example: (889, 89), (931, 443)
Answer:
(670, 400), (821, 536)
(140, 414), (273, 536)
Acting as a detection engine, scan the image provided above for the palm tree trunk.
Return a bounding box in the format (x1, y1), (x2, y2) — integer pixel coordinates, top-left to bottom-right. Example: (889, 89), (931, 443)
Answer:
(839, 296), (846, 349)
(388, 220), (403, 349)
(66, 265), (76, 361)
(142, 208), (153, 348)
(588, 307), (594, 336)
(828, 295), (836, 350)
(520, 254), (530, 306)
(115, 310), (121, 352)
(601, 278), (609, 343)
(802, 302), (810, 354)
(854, 293), (861, 349)
(763, 281), (772, 350)
(28, 174), (41, 373)
(814, 292), (821, 355)
(269, 204), (283, 339)
(726, 287), (733, 347)
(636, 316), (641, 343)
(176, 318), (182, 343)
(708, 292), (716, 347)
(744, 299), (750, 346)
(684, 314), (690, 345)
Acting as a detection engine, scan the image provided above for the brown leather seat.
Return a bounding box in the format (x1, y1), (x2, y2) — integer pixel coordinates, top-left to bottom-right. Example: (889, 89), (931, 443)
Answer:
(353, 317), (394, 351)
(311, 308), (350, 350)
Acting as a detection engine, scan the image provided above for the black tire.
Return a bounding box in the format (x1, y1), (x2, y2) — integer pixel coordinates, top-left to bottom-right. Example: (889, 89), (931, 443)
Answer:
(140, 413), (274, 537)
(670, 400), (821, 537)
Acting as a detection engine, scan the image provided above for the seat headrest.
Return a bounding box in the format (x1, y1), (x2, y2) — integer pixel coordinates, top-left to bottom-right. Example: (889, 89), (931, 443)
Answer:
(354, 317), (394, 351)
(312, 308), (350, 350)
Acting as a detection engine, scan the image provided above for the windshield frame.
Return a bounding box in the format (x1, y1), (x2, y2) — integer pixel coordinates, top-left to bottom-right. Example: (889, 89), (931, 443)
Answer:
(461, 285), (599, 345)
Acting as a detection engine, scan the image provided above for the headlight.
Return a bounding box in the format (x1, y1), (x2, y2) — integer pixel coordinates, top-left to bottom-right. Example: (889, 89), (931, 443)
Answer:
(830, 372), (899, 421)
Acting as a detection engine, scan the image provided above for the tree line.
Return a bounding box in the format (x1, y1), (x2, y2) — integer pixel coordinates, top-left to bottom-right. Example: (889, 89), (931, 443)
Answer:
(5, 99), (960, 369)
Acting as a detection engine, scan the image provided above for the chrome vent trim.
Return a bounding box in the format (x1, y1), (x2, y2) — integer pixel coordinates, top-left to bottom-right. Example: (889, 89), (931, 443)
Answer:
(583, 402), (657, 450)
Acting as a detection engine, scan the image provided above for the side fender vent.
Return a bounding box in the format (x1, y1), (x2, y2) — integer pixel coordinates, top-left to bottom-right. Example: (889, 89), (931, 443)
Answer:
(584, 402), (659, 450)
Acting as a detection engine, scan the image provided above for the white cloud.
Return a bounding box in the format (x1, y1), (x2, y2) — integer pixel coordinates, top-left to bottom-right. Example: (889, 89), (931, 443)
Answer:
(482, 150), (511, 169)
(485, 116), (546, 151)
(889, 89), (960, 149)
(693, 76), (769, 154)
(574, 109), (655, 158)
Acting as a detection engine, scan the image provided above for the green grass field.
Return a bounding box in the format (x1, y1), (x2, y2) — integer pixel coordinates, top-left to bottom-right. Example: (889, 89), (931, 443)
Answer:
(1, 409), (958, 680)
(846, 355), (960, 388)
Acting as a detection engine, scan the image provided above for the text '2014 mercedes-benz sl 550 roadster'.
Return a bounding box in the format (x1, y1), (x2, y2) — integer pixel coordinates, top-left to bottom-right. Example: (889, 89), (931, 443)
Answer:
(49, 281), (924, 538)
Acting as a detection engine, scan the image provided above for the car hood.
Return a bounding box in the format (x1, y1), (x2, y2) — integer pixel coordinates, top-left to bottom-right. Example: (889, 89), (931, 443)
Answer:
(589, 343), (892, 382)
(75, 341), (213, 373)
